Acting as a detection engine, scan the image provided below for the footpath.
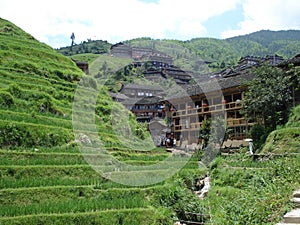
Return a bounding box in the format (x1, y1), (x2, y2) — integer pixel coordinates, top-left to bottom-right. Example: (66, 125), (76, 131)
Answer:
(277, 189), (300, 224)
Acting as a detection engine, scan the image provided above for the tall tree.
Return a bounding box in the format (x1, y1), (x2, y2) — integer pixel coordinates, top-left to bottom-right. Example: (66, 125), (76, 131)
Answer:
(70, 32), (75, 46)
(242, 64), (292, 130)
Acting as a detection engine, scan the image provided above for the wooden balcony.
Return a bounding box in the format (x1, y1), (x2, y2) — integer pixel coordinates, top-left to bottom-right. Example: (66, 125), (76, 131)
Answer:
(172, 102), (242, 118)
(227, 118), (247, 126)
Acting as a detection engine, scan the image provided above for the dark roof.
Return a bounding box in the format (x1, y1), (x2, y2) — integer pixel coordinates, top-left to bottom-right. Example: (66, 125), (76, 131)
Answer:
(122, 96), (164, 105)
(167, 70), (255, 100)
(136, 96), (164, 105)
(110, 42), (128, 49)
(122, 83), (164, 91)
(278, 54), (300, 68)
(109, 92), (129, 100)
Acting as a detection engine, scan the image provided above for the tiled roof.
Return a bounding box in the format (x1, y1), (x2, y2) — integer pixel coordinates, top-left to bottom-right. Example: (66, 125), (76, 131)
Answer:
(167, 70), (255, 100)
(122, 83), (164, 91)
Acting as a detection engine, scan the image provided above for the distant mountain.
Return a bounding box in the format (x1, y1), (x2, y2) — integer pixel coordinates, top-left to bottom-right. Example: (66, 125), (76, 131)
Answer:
(226, 30), (300, 58)
(184, 30), (300, 70)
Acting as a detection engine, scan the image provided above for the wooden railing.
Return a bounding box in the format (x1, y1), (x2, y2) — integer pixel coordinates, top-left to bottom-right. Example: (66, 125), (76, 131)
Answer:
(172, 102), (242, 118)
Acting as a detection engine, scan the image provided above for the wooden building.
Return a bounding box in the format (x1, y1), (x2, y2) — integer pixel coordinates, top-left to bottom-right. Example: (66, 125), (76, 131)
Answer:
(169, 70), (256, 145)
(110, 42), (173, 65)
(119, 83), (166, 122)
(110, 42), (132, 58)
(125, 96), (166, 122)
(168, 54), (292, 146)
(120, 83), (165, 98)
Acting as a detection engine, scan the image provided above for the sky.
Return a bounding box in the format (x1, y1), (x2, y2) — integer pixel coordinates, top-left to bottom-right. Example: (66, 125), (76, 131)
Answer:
(1, 0), (300, 48)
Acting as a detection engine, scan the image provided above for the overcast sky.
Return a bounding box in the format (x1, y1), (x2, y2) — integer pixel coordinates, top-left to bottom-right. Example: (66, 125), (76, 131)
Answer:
(1, 0), (300, 48)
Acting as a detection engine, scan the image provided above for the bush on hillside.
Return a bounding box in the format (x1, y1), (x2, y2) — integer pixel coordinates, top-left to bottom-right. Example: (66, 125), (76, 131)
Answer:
(7, 83), (22, 98)
(0, 91), (14, 107)
(249, 124), (269, 150)
(0, 121), (73, 148)
(286, 105), (300, 127)
(261, 105), (300, 153)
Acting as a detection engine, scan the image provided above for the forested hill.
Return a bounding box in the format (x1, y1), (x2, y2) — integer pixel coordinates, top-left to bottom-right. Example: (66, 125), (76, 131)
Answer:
(57, 30), (300, 70)
(183, 30), (300, 69)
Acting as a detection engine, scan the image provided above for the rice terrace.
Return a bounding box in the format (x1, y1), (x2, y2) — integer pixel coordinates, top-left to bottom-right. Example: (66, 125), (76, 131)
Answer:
(0, 16), (299, 225)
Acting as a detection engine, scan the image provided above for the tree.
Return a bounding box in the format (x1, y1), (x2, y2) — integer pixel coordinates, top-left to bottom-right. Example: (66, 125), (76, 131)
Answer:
(199, 119), (211, 149)
(199, 115), (226, 149)
(70, 32), (75, 46)
(242, 64), (292, 130)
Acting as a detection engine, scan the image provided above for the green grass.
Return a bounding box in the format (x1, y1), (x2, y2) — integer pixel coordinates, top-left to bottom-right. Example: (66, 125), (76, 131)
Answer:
(0, 188), (147, 217)
(0, 208), (171, 225)
(205, 153), (300, 225)
(262, 105), (300, 154)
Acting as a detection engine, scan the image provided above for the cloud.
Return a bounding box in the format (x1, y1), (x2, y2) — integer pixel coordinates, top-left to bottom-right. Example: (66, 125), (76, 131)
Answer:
(0, 0), (241, 48)
(221, 0), (300, 38)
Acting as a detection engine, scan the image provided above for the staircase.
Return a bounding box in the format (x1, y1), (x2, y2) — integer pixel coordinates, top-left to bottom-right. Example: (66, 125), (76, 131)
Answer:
(277, 190), (300, 225)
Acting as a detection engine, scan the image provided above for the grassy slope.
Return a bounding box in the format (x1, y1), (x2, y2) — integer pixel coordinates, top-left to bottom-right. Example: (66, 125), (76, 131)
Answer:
(205, 153), (300, 224)
(0, 17), (84, 148)
(0, 18), (209, 225)
(262, 105), (300, 154)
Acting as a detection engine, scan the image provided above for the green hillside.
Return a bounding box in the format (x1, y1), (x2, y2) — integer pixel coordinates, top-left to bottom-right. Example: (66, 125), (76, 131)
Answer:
(262, 105), (300, 153)
(57, 39), (111, 56)
(0, 18), (210, 225)
(0, 17), (83, 148)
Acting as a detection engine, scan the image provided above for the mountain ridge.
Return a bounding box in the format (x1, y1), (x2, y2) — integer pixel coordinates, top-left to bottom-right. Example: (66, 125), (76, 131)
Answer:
(57, 29), (300, 71)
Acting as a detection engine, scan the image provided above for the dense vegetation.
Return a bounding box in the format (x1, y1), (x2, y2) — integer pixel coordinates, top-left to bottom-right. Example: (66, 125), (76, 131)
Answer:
(242, 63), (300, 150)
(262, 105), (300, 154)
(57, 39), (111, 56)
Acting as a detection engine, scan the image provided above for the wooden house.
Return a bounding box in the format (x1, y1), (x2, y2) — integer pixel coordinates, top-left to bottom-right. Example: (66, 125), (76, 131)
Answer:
(119, 83), (166, 122)
(169, 70), (255, 145)
(110, 42), (132, 58)
(120, 83), (165, 98)
(110, 42), (173, 65)
(168, 54), (294, 146)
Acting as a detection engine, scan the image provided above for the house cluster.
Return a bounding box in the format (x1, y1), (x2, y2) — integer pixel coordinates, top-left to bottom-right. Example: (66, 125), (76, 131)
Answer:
(109, 45), (300, 148)
(110, 83), (167, 122)
(110, 42), (173, 65)
(111, 43), (192, 85)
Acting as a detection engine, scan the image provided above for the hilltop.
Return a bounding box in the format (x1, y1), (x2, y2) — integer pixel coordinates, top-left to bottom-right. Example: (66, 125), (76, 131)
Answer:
(57, 30), (300, 71)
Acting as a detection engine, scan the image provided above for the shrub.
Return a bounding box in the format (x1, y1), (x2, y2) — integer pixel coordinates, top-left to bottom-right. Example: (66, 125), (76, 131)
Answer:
(7, 83), (22, 98)
(0, 121), (74, 148)
(0, 91), (14, 107)
(249, 124), (269, 150)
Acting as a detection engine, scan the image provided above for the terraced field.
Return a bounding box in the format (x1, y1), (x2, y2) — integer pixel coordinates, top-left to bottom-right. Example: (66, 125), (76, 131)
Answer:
(0, 147), (208, 224)
(0, 18), (210, 224)
(1, 17), (299, 225)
